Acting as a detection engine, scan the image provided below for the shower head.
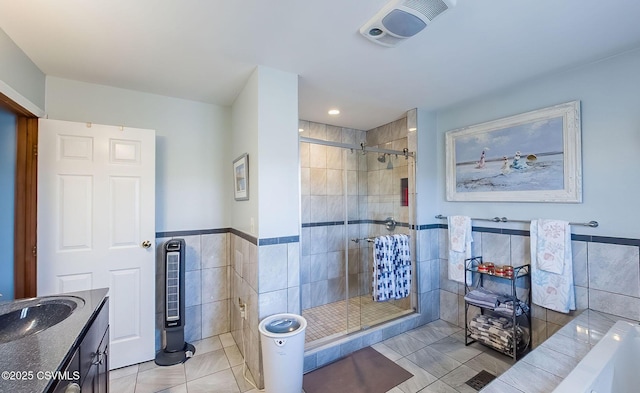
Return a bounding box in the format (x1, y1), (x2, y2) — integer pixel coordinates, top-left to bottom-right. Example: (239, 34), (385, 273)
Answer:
(377, 154), (386, 163)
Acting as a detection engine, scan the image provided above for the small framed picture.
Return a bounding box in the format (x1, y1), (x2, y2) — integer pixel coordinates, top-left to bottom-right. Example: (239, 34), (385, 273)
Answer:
(233, 153), (249, 201)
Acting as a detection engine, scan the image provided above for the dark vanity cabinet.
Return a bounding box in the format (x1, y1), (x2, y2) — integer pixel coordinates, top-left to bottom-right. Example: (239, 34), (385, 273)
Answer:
(52, 349), (79, 393)
(81, 328), (109, 393)
(80, 297), (109, 393)
(52, 298), (109, 393)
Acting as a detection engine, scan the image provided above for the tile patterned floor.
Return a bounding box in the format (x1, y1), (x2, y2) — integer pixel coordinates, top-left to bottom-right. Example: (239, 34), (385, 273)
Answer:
(109, 332), (260, 393)
(110, 319), (513, 393)
(302, 295), (412, 343)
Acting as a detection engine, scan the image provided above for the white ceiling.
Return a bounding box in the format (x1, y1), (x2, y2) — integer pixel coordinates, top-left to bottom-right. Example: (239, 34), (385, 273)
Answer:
(2, 0), (640, 130)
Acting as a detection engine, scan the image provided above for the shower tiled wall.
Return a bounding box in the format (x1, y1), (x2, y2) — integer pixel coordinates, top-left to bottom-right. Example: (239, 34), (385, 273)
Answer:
(365, 118), (413, 311)
(300, 121), (368, 309)
(365, 117), (412, 226)
(300, 118), (413, 311)
(298, 112), (443, 372)
(437, 227), (640, 348)
(304, 225), (443, 373)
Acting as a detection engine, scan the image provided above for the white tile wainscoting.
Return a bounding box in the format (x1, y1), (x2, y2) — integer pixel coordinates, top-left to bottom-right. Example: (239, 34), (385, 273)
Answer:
(437, 225), (640, 348)
(149, 216), (639, 390)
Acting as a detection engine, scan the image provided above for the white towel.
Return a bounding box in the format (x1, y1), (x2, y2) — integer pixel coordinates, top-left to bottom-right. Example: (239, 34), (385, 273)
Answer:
(447, 216), (473, 284)
(535, 219), (569, 274)
(530, 219), (575, 313)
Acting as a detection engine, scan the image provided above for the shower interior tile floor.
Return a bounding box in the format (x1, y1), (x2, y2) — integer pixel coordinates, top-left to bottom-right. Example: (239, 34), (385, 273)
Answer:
(110, 319), (514, 393)
(302, 294), (413, 343)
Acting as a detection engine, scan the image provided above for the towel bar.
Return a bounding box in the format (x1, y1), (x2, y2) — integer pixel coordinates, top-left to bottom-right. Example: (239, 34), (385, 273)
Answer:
(435, 214), (598, 228)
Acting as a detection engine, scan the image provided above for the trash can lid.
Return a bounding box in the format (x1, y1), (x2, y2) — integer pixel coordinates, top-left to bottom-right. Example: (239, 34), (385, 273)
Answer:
(265, 317), (301, 334)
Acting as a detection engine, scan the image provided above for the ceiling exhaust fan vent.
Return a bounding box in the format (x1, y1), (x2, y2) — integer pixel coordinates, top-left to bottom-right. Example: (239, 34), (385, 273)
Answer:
(403, 0), (450, 21)
(359, 0), (456, 47)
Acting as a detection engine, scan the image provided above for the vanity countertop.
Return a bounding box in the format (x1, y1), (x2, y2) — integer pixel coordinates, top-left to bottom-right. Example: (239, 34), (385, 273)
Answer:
(0, 288), (109, 393)
(480, 309), (636, 392)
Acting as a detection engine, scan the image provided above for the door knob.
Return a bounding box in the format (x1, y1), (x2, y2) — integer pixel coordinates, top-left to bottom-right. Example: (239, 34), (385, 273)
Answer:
(141, 240), (152, 249)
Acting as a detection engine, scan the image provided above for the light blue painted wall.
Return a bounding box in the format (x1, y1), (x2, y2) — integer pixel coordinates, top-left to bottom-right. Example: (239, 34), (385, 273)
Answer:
(257, 66), (299, 239)
(433, 48), (640, 239)
(229, 66), (299, 238)
(415, 109), (438, 225)
(45, 76), (231, 233)
(0, 28), (46, 110)
(230, 68), (260, 236)
(0, 107), (16, 299)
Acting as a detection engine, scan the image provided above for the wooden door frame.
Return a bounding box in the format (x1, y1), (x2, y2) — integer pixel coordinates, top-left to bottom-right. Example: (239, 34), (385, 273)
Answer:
(1, 92), (38, 299)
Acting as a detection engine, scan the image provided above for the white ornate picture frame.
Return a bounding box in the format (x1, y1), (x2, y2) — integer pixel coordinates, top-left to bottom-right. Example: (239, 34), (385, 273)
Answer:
(446, 101), (582, 203)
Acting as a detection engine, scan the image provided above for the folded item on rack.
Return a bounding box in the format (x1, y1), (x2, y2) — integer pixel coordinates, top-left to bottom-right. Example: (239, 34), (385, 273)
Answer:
(465, 288), (530, 318)
(464, 298), (498, 309)
(464, 288), (500, 308)
(468, 332), (514, 353)
(469, 327), (526, 350)
(468, 314), (523, 352)
(476, 314), (511, 328)
(470, 314), (514, 332)
(494, 304), (522, 316)
(494, 299), (530, 316)
(496, 294), (513, 304)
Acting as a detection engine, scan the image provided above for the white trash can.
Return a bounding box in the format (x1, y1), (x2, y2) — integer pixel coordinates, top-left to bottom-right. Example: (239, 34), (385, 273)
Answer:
(258, 313), (307, 393)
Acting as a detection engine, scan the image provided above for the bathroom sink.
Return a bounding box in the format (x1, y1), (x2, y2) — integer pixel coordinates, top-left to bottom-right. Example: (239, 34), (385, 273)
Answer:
(0, 296), (85, 344)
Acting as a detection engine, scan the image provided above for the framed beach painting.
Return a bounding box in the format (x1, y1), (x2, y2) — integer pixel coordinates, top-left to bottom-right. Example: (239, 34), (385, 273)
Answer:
(233, 153), (249, 201)
(445, 101), (582, 203)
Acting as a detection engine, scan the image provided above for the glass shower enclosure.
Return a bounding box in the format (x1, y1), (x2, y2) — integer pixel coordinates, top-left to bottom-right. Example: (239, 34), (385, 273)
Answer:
(300, 126), (416, 347)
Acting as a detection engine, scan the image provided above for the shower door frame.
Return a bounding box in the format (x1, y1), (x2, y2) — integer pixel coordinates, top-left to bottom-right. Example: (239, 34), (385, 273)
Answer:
(301, 136), (417, 346)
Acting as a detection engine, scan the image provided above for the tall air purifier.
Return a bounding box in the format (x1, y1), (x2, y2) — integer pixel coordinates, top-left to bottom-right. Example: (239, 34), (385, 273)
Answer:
(155, 239), (196, 366)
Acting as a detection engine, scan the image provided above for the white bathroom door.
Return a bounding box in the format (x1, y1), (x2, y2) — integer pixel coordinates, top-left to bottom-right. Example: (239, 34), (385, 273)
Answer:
(37, 118), (156, 369)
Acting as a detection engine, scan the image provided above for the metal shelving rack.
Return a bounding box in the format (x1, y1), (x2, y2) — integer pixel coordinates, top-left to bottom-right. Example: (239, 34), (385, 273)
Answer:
(463, 256), (532, 362)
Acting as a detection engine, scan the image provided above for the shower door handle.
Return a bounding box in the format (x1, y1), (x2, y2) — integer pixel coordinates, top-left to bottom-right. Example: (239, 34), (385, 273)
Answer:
(141, 240), (152, 249)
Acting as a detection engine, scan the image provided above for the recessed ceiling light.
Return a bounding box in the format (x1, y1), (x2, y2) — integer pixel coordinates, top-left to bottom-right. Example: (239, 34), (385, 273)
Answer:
(409, 127), (417, 131)
(298, 128), (304, 133)
(328, 109), (340, 115)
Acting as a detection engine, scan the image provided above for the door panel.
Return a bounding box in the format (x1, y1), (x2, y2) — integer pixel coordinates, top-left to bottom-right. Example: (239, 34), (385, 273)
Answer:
(109, 176), (140, 248)
(58, 273), (93, 293)
(38, 118), (155, 369)
(58, 135), (93, 161)
(110, 268), (141, 341)
(58, 175), (93, 251)
(110, 139), (140, 164)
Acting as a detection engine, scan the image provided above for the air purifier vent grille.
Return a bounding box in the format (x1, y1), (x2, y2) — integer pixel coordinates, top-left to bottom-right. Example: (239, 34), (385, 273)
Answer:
(166, 251), (180, 321)
(402, 0), (449, 21)
(156, 238), (195, 366)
